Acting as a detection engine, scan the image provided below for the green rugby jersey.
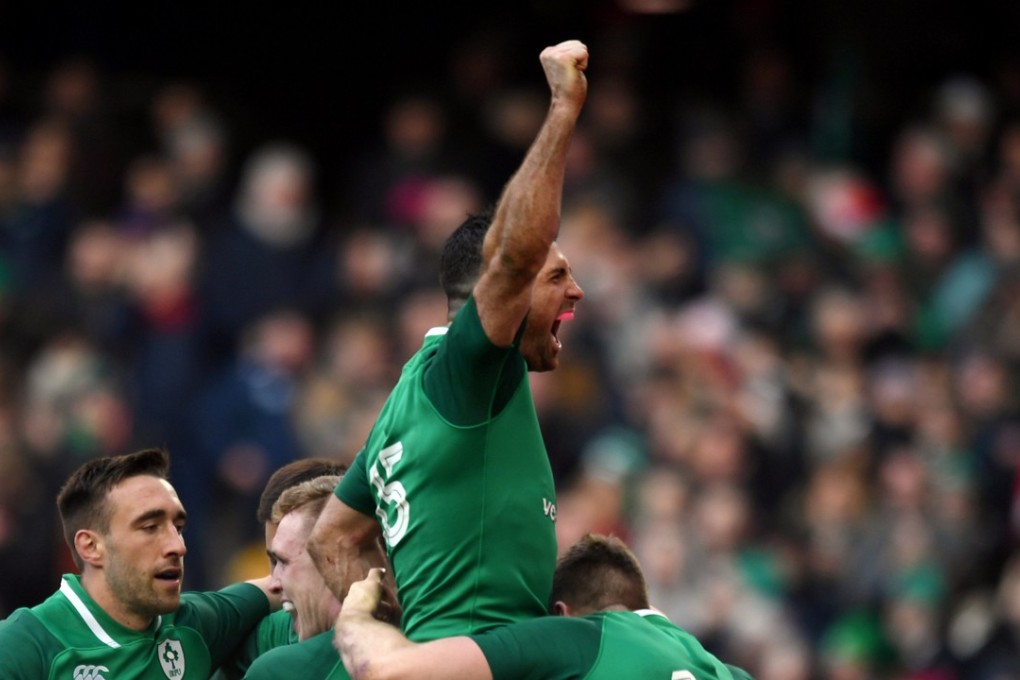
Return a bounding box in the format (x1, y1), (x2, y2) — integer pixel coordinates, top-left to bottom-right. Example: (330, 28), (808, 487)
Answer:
(214, 608), (297, 679)
(337, 296), (558, 641)
(242, 629), (348, 679)
(0, 574), (269, 680)
(474, 610), (754, 680)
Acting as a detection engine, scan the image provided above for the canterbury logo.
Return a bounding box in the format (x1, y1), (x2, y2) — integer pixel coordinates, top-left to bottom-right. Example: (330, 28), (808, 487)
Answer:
(73, 665), (109, 680)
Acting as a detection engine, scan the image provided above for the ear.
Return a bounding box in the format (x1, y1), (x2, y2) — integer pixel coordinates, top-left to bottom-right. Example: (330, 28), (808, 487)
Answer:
(74, 529), (105, 567)
(552, 600), (571, 617)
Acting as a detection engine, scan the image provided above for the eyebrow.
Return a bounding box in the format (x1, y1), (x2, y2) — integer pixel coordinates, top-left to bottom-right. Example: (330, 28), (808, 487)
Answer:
(131, 508), (187, 526)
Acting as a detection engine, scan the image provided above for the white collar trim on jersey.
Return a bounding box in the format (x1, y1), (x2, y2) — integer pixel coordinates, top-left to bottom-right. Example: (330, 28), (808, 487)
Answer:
(425, 326), (449, 337)
(60, 578), (121, 648)
(633, 608), (669, 621)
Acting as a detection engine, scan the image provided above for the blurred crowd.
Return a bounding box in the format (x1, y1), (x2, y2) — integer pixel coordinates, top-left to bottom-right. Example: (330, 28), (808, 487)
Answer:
(2, 17), (1020, 680)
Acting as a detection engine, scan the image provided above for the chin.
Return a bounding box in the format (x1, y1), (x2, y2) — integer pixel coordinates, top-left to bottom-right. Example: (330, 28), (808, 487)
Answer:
(525, 358), (555, 373)
(156, 596), (181, 614)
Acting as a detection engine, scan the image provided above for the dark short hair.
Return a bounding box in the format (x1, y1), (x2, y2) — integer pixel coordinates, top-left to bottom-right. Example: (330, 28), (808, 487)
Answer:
(550, 534), (649, 614)
(271, 474), (342, 525)
(439, 207), (494, 314)
(56, 448), (171, 570)
(257, 458), (348, 525)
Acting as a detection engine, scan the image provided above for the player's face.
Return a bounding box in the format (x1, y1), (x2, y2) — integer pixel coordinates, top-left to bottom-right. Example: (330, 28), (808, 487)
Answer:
(102, 475), (187, 621)
(270, 510), (338, 641)
(520, 243), (584, 372)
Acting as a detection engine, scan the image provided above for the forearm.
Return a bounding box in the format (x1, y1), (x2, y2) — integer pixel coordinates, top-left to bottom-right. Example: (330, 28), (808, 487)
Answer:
(336, 615), (491, 680)
(308, 533), (387, 600)
(335, 610), (413, 680)
(484, 101), (581, 279)
(307, 496), (386, 600)
(483, 41), (587, 276)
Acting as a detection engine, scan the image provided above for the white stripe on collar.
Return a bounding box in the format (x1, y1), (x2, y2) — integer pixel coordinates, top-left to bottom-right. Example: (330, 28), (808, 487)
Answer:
(425, 326), (449, 337)
(59, 579), (121, 648)
(634, 608), (669, 621)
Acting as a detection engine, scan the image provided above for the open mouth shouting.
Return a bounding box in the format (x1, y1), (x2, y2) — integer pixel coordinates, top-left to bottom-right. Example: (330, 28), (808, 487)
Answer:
(552, 308), (576, 350)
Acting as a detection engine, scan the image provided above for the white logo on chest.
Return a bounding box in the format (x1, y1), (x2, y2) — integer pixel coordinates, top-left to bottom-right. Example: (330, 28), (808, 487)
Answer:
(158, 638), (186, 678)
(73, 665), (109, 680)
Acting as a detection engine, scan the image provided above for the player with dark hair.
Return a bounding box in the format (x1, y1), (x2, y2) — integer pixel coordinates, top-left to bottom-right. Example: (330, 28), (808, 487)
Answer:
(243, 474), (392, 680)
(307, 39), (588, 643)
(336, 534), (754, 680)
(0, 448), (279, 679)
(215, 457), (348, 679)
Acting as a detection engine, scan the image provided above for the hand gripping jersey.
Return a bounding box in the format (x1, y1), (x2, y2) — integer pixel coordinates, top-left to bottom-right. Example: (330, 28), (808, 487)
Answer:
(337, 297), (558, 641)
(0, 574), (269, 680)
(473, 610), (755, 680)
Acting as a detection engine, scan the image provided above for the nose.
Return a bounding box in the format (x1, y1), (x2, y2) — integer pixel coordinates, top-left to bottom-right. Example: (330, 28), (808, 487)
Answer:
(269, 562), (284, 594)
(167, 527), (187, 557)
(567, 274), (584, 301)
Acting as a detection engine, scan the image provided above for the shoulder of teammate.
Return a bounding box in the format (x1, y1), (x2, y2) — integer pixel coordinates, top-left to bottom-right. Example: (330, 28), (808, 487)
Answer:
(240, 643), (285, 680)
(471, 615), (600, 677)
(212, 608), (296, 680)
(243, 631), (337, 680)
(425, 295), (526, 424)
(0, 609), (50, 677)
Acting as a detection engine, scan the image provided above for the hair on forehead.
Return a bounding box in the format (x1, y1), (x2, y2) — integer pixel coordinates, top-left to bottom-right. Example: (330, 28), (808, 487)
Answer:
(271, 474), (342, 525)
(258, 458), (348, 524)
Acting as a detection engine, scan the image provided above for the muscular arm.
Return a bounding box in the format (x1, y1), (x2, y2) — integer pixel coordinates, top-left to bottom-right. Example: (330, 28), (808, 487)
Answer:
(474, 40), (588, 346)
(336, 570), (493, 680)
(307, 494), (388, 600)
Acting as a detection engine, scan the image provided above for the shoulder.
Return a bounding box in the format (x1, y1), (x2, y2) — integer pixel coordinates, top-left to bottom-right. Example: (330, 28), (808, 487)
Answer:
(257, 609), (297, 650)
(244, 631), (337, 679)
(473, 614), (600, 649)
(0, 609), (54, 676)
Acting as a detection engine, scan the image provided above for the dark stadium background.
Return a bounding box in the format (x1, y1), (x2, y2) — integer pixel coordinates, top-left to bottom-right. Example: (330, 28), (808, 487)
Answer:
(2, 0), (1017, 197)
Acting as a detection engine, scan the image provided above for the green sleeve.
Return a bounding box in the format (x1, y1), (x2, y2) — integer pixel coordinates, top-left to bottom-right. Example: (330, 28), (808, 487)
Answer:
(0, 610), (50, 679)
(213, 609), (296, 679)
(240, 653), (277, 680)
(472, 617), (600, 680)
(176, 583), (270, 669)
(424, 295), (525, 424)
(336, 449), (374, 515)
(243, 631), (341, 680)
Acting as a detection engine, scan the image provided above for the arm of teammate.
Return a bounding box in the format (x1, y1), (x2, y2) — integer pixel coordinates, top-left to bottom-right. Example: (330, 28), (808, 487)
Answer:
(335, 569), (493, 680)
(243, 575), (282, 612)
(473, 39), (588, 346)
(307, 494), (389, 601)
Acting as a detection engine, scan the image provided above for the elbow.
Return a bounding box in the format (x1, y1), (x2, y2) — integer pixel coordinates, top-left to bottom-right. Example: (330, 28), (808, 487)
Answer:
(360, 659), (405, 680)
(352, 662), (388, 680)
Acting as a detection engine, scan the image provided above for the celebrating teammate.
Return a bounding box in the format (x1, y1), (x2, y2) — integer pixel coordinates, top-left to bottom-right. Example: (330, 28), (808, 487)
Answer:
(307, 39), (588, 641)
